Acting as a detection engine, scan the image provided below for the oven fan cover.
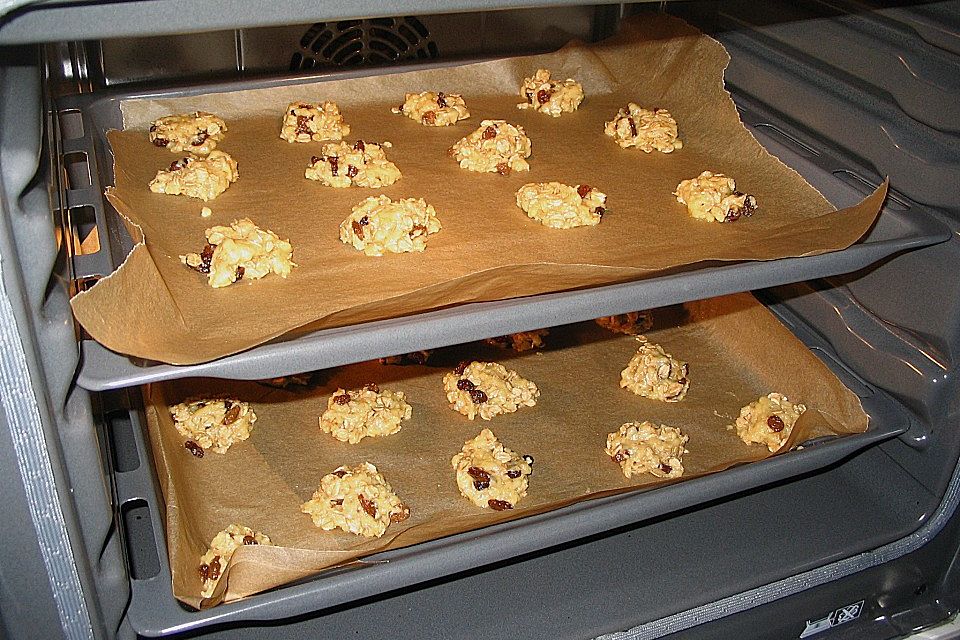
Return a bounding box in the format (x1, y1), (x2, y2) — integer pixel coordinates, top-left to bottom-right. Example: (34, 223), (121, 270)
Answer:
(291, 17), (440, 70)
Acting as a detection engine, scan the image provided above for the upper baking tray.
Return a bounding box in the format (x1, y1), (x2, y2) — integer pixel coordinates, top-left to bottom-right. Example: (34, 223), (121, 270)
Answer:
(59, 69), (951, 392)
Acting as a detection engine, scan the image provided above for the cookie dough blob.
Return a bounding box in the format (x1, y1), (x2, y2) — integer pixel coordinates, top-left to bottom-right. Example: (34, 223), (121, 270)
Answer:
(620, 340), (690, 402)
(442, 361), (540, 421)
(515, 182), (606, 228)
(451, 428), (534, 510)
(604, 103), (682, 153)
(605, 421), (688, 479)
(305, 140), (401, 188)
(198, 524), (271, 598)
(339, 195), (442, 256)
(180, 218), (296, 288)
(280, 101), (350, 142)
(300, 463), (410, 538)
(733, 392), (807, 452)
(149, 111), (226, 155)
(516, 68), (584, 117)
(319, 384), (412, 444)
(674, 171), (758, 223)
(392, 91), (470, 126)
(170, 399), (256, 454)
(149, 150), (238, 201)
(451, 119), (532, 175)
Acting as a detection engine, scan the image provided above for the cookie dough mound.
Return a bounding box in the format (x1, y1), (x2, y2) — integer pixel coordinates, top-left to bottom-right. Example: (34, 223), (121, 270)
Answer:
(180, 218), (296, 288)
(451, 428), (534, 510)
(620, 341), (689, 402)
(379, 350), (432, 366)
(149, 111), (226, 155)
(604, 104), (682, 153)
(320, 384), (412, 444)
(339, 195), (442, 256)
(148, 150), (238, 201)
(305, 140), (401, 188)
(451, 120), (531, 175)
(280, 101), (350, 143)
(484, 329), (549, 352)
(674, 171), (758, 223)
(199, 524), (271, 598)
(300, 463), (410, 538)
(170, 399), (257, 454)
(595, 311), (653, 336)
(515, 182), (606, 229)
(392, 91), (470, 126)
(442, 361), (539, 421)
(517, 68), (584, 117)
(734, 392), (807, 452)
(605, 421), (688, 479)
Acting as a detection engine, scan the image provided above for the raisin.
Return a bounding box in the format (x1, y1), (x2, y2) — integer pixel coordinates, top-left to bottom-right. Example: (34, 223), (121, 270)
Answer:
(149, 124), (157, 132)
(168, 159), (182, 171)
(235, 266), (245, 281)
(295, 115), (311, 135)
(198, 563), (210, 581)
(474, 478), (490, 490)
(767, 415), (786, 432)
(660, 463), (673, 474)
(422, 110), (437, 125)
(454, 361), (470, 375)
(333, 393), (351, 405)
(364, 382), (380, 392)
(332, 468), (347, 477)
(358, 215), (369, 226)
(536, 89), (551, 104)
(242, 535), (257, 545)
(613, 450), (629, 463)
(467, 467), (490, 483)
(595, 207), (605, 217)
(506, 469), (522, 479)
(447, 147), (457, 157)
(724, 208), (742, 223)
(194, 243), (215, 274)
(223, 399), (233, 410)
(496, 162), (511, 176)
(482, 125), (497, 140)
(577, 184), (592, 198)
(354, 139), (365, 152)
(185, 440), (204, 458)
(346, 164), (358, 178)
(208, 556), (222, 581)
(410, 223), (427, 236)
(329, 156), (339, 176)
(437, 92), (448, 108)
(351, 220), (364, 239)
(152, 137), (169, 147)
(469, 389), (488, 404)
(359, 494), (377, 518)
(222, 404), (241, 425)
(390, 505), (410, 523)
(488, 499), (513, 511)
(739, 194), (758, 217)
(628, 117), (638, 138)
(456, 378), (475, 391)
(311, 155), (321, 164)
(191, 131), (209, 146)
(331, 498), (344, 506)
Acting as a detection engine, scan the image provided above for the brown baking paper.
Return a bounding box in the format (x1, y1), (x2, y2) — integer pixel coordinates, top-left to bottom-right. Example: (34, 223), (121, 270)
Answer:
(71, 15), (887, 365)
(143, 293), (868, 609)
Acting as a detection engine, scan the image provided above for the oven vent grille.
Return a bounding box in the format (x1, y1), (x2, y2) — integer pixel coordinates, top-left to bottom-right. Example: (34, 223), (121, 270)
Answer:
(291, 17), (439, 70)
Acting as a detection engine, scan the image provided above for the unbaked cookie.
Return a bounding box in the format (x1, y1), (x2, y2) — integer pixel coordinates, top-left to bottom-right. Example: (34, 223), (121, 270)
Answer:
(484, 329), (548, 352)
(180, 218), (296, 288)
(620, 341), (689, 402)
(148, 150), (238, 201)
(451, 120), (531, 175)
(516, 68), (584, 117)
(198, 524), (271, 599)
(170, 399), (256, 454)
(442, 361), (539, 421)
(149, 112), (226, 155)
(305, 140), (401, 188)
(300, 463), (410, 538)
(604, 104), (682, 153)
(280, 101), (350, 143)
(320, 383), (412, 444)
(595, 311), (653, 336)
(733, 392), (807, 452)
(674, 171), (757, 223)
(339, 195), (442, 256)
(451, 428), (534, 510)
(379, 350), (432, 366)
(605, 421), (688, 479)
(515, 182), (606, 228)
(392, 91), (470, 126)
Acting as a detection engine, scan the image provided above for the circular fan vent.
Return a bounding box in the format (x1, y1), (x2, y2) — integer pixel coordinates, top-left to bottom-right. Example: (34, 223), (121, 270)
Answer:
(291, 17), (439, 70)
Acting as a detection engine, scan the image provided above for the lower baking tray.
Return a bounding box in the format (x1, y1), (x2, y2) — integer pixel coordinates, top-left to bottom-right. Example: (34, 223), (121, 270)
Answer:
(111, 301), (909, 636)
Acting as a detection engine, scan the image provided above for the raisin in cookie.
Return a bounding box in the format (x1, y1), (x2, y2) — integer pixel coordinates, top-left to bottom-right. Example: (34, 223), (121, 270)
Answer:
(517, 68), (584, 117)
(170, 399), (256, 454)
(339, 195), (442, 256)
(605, 421), (688, 479)
(604, 104), (682, 153)
(515, 182), (606, 228)
(300, 463), (410, 538)
(620, 341), (689, 402)
(305, 140), (401, 188)
(379, 350), (432, 366)
(198, 524), (271, 599)
(180, 218), (296, 288)
(451, 428), (534, 511)
(595, 311), (653, 336)
(320, 383), (412, 444)
(280, 101), (350, 143)
(451, 120), (531, 175)
(733, 392), (807, 452)
(149, 111), (226, 155)
(484, 329), (548, 352)
(149, 150), (238, 201)
(442, 361), (539, 421)
(392, 91), (470, 126)
(674, 171), (757, 223)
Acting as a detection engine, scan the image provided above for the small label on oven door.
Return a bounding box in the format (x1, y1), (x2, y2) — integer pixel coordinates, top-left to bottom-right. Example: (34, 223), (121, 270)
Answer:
(799, 600), (864, 638)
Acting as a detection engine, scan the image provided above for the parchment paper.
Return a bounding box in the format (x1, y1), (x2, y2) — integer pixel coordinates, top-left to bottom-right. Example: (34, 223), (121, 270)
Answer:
(142, 293), (868, 609)
(72, 15), (887, 365)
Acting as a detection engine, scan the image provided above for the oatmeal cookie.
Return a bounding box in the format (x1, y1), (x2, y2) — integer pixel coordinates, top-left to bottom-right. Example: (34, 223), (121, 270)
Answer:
(674, 171), (758, 223)
(392, 91), (470, 126)
(733, 392), (807, 452)
(198, 524), (271, 598)
(595, 311), (653, 336)
(339, 195), (442, 256)
(379, 350), (432, 366)
(451, 428), (534, 510)
(484, 329), (548, 352)
(170, 399), (256, 454)
(148, 150), (238, 201)
(180, 218), (296, 288)
(515, 182), (606, 228)
(305, 140), (401, 188)
(300, 463), (410, 538)
(149, 111), (226, 155)
(442, 361), (539, 421)
(320, 384), (412, 444)
(620, 341), (689, 402)
(605, 421), (688, 479)
(604, 104), (682, 153)
(516, 68), (584, 117)
(280, 101), (350, 143)
(451, 120), (531, 175)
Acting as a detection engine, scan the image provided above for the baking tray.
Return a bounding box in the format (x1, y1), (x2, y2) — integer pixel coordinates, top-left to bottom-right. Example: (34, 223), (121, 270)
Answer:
(57, 68), (950, 392)
(110, 301), (909, 636)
